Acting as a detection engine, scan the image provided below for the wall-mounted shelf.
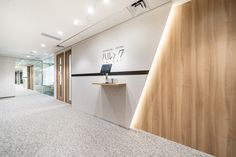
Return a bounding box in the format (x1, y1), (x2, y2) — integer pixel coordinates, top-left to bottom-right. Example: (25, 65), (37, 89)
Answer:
(92, 83), (126, 86)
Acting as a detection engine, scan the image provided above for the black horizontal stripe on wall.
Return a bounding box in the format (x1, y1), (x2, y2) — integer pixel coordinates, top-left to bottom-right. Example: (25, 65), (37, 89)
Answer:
(72, 70), (149, 77)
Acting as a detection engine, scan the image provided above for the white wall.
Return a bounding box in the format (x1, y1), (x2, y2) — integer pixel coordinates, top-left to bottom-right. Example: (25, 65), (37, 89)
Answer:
(72, 3), (171, 127)
(0, 56), (15, 98)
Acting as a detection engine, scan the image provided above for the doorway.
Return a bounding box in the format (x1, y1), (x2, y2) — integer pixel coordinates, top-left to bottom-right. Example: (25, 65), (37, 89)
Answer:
(27, 65), (34, 90)
(56, 53), (64, 101)
(65, 50), (72, 104)
(56, 50), (72, 103)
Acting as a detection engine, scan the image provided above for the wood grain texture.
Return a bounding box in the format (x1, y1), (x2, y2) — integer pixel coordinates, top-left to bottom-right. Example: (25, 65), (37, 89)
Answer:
(131, 0), (236, 156)
(27, 65), (34, 90)
(65, 49), (72, 104)
(56, 53), (65, 102)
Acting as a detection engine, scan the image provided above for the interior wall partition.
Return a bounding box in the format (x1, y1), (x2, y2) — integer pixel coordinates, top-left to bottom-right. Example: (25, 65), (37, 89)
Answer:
(131, 0), (236, 156)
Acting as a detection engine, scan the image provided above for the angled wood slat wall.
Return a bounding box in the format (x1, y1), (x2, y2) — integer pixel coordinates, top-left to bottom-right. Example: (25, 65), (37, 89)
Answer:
(131, 0), (236, 156)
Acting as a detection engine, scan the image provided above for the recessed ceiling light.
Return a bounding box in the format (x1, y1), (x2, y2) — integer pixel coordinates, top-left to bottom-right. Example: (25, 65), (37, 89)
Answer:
(31, 50), (37, 54)
(73, 19), (79, 25)
(26, 55), (31, 58)
(41, 43), (46, 47)
(103, 0), (110, 3)
(87, 6), (94, 14)
(73, 19), (83, 26)
(57, 31), (63, 36)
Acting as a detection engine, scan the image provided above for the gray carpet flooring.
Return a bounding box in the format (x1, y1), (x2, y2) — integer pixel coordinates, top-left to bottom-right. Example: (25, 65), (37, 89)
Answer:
(0, 86), (214, 157)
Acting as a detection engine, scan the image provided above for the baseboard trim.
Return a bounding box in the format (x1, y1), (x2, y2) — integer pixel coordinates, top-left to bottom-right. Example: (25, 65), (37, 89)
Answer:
(0, 96), (15, 99)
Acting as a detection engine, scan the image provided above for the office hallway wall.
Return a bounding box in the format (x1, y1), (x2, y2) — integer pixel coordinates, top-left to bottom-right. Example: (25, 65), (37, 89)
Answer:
(0, 56), (15, 98)
(131, 0), (236, 157)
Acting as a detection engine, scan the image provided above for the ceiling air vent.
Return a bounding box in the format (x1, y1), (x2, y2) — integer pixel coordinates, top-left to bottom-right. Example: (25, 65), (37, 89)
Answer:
(41, 33), (62, 41)
(56, 44), (64, 48)
(127, 0), (150, 16)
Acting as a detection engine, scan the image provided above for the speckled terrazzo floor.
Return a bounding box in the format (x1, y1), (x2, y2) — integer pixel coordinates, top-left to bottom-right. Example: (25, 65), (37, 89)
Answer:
(0, 86), (214, 157)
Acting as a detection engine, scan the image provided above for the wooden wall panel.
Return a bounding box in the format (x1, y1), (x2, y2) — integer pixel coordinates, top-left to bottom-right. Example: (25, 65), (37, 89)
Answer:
(65, 49), (72, 104)
(131, 0), (236, 157)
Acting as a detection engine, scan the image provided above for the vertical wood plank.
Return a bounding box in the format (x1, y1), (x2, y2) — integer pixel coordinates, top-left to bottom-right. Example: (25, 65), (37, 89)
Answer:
(131, 0), (236, 156)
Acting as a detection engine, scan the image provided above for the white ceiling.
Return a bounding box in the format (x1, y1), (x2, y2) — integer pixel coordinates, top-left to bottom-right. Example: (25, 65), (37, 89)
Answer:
(0, 0), (171, 60)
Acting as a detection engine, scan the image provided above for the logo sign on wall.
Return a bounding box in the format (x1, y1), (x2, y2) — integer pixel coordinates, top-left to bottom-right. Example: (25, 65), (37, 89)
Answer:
(102, 46), (125, 64)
